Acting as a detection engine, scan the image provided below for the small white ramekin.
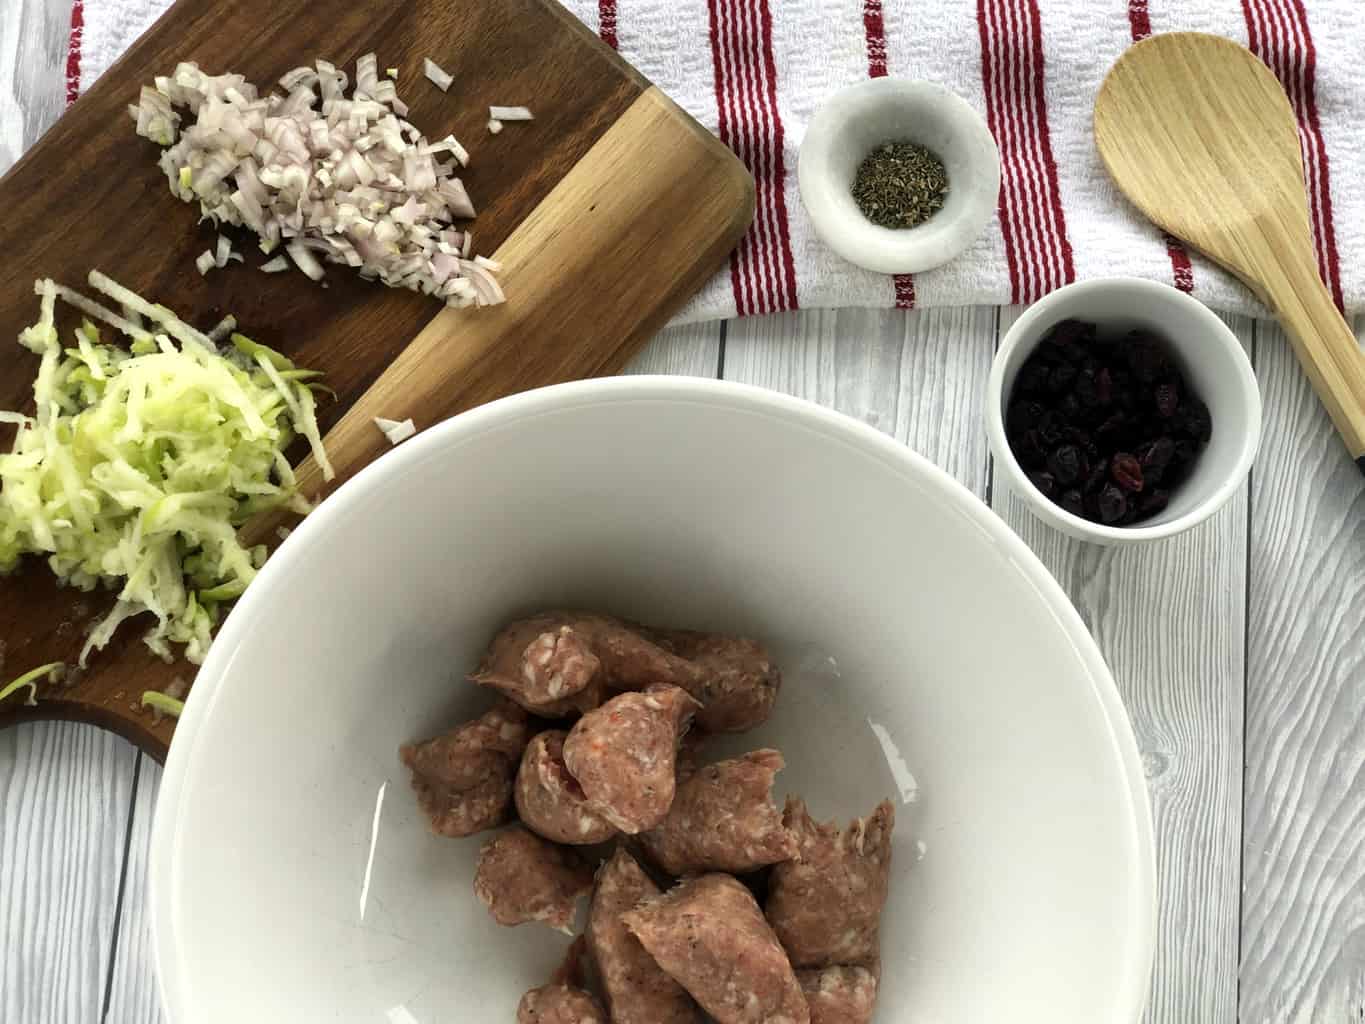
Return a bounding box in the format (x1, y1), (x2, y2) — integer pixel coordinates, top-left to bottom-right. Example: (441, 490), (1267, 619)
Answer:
(798, 78), (1001, 275)
(986, 278), (1261, 545)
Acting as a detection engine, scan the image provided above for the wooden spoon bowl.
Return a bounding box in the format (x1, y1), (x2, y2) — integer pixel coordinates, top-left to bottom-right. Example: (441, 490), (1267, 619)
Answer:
(1095, 31), (1365, 473)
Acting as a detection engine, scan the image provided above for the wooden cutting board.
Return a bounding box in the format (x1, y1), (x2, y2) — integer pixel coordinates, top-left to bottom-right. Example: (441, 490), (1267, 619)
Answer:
(0, 0), (753, 758)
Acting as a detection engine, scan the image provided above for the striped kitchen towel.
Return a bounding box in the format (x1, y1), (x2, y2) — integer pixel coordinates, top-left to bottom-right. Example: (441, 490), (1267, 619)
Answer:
(65, 0), (1364, 323)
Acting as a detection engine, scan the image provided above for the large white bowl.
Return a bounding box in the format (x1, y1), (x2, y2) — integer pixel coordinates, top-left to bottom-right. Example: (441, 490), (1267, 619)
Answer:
(151, 377), (1155, 1023)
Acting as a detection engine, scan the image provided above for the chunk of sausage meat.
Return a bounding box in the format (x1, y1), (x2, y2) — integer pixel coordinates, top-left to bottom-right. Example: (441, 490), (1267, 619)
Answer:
(797, 965), (879, 1024)
(562, 684), (698, 834)
(473, 612), (780, 732)
(515, 730), (617, 845)
(516, 984), (607, 1024)
(398, 701), (529, 837)
(640, 749), (799, 875)
(471, 617), (605, 716)
(622, 874), (809, 1024)
(766, 798), (895, 967)
(587, 849), (702, 1024)
(473, 827), (594, 934)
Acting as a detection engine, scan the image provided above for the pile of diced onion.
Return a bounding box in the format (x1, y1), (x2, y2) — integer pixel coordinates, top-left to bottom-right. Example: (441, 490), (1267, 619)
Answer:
(131, 55), (504, 307)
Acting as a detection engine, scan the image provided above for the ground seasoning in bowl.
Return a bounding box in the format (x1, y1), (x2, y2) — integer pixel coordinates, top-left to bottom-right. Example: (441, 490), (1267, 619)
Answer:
(1005, 319), (1213, 526)
(851, 141), (949, 229)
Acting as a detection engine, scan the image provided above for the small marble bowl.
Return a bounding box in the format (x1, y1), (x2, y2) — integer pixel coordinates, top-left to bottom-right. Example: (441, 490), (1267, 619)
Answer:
(798, 78), (1001, 275)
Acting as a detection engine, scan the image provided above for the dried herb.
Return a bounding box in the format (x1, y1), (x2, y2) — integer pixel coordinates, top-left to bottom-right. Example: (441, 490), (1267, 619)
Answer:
(851, 141), (949, 229)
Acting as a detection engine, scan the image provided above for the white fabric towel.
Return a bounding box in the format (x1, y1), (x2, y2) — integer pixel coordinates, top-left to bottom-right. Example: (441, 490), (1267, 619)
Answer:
(64, 0), (1363, 323)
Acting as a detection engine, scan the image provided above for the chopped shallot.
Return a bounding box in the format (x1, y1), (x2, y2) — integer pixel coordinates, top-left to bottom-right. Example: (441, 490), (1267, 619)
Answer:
(373, 416), (416, 445)
(132, 56), (501, 308)
(424, 58), (453, 92)
(487, 119), (503, 135)
(195, 250), (215, 275)
(488, 105), (533, 121)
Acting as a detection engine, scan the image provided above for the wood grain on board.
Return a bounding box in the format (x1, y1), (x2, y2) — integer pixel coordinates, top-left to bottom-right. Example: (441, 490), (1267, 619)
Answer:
(721, 306), (997, 497)
(0, 0), (752, 757)
(1240, 319), (1365, 1022)
(991, 307), (1251, 1023)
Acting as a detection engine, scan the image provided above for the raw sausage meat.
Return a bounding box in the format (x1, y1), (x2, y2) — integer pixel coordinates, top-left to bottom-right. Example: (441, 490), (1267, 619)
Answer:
(587, 849), (701, 1024)
(646, 627), (781, 733)
(473, 612), (781, 732)
(797, 965), (879, 1024)
(517, 984), (607, 1024)
(766, 798), (895, 967)
(473, 827), (594, 934)
(472, 617), (605, 716)
(515, 730), (617, 845)
(562, 684), (699, 834)
(622, 874), (809, 1024)
(399, 701), (529, 837)
(640, 749), (799, 875)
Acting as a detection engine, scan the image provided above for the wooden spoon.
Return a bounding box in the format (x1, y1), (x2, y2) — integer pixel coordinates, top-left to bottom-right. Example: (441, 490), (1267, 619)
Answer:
(1095, 31), (1365, 475)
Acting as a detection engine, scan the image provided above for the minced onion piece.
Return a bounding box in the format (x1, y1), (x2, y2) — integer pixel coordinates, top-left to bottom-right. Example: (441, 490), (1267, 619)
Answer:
(133, 56), (501, 308)
(0, 276), (333, 668)
(487, 119), (503, 135)
(373, 416), (416, 445)
(423, 58), (453, 92)
(488, 105), (533, 121)
(195, 250), (216, 275)
(260, 255), (290, 272)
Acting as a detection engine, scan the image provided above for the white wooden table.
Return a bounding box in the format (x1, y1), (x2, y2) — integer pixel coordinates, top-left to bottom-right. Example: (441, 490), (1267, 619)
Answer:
(2, 5), (1363, 1022)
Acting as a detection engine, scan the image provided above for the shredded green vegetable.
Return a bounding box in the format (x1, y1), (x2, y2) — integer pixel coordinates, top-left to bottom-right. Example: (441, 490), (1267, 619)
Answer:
(0, 662), (65, 707)
(0, 274), (332, 667)
(140, 690), (185, 717)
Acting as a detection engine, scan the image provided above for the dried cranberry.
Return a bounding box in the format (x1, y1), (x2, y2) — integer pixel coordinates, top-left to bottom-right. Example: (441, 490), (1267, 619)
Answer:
(1050, 319), (1094, 347)
(1084, 456), (1109, 494)
(1111, 452), (1144, 492)
(1007, 400), (1044, 435)
(1095, 367), (1114, 406)
(1097, 484), (1128, 523)
(1059, 489), (1085, 518)
(1014, 429), (1048, 468)
(1075, 368), (1100, 408)
(1027, 470), (1056, 497)
(1139, 489), (1171, 517)
(1140, 436), (1175, 474)
(1154, 381), (1180, 418)
(1016, 361), (1050, 395)
(1048, 444), (1085, 486)
(1095, 413), (1129, 448)
(1058, 391), (1082, 420)
(1178, 398), (1212, 443)
(1047, 363), (1077, 394)
(1125, 331), (1168, 382)
(1037, 412), (1064, 447)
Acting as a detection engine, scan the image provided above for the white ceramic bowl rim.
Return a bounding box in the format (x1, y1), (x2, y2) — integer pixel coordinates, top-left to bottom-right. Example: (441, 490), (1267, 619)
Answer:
(987, 278), (1262, 542)
(151, 375), (1157, 1020)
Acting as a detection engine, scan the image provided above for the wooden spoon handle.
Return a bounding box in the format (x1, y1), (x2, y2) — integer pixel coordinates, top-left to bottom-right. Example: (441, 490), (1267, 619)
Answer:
(1259, 255), (1365, 474)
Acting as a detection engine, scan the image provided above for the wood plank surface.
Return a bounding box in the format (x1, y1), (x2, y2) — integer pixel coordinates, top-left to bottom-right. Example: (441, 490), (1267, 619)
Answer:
(720, 306), (997, 497)
(0, 0), (751, 757)
(102, 756), (162, 1024)
(0, 724), (136, 1024)
(990, 307), (1251, 1023)
(1239, 318), (1365, 1023)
